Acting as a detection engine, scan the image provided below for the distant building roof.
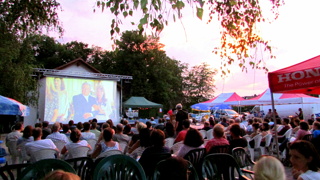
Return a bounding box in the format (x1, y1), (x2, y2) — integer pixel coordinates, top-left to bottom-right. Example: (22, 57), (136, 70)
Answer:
(55, 58), (100, 73)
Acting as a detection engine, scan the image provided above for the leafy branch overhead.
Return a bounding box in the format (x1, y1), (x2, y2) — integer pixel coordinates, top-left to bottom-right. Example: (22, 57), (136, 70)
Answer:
(95, 0), (284, 74)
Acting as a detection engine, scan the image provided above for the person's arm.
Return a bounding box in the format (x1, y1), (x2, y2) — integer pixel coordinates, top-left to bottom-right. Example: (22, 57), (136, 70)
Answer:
(61, 146), (67, 155)
(91, 143), (102, 158)
(128, 140), (140, 154)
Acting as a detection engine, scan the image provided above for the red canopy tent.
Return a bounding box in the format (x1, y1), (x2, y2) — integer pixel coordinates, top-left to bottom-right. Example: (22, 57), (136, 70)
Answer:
(268, 54), (320, 158)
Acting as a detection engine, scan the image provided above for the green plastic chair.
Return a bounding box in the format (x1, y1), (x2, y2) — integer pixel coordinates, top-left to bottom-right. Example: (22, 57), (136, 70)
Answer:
(65, 157), (94, 180)
(202, 153), (250, 180)
(0, 163), (31, 180)
(93, 154), (147, 180)
(19, 159), (76, 180)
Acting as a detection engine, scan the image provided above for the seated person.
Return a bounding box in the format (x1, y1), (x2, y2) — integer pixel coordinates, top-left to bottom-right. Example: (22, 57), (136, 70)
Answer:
(61, 128), (91, 159)
(139, 129), (171, 178)
(228, 124), (248, 151)
(254, 156), (286, 180)
(202, 122), (212, 131)
(177, 128), (204, 158)
(312, 121), (320, 138)
(156, 156), (190, 180)
(91, 127), (120, 158)
(205, 124), (229, 153)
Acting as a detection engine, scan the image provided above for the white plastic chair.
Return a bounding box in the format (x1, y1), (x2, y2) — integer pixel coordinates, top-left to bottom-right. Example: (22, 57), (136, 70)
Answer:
(86, 139), (97, 155)
(6, 141), (19, 164)
(30, 148), (58, 163)
(165, 137), (175, 149)
(206, 129), (214, 140)
(65, 146), (90, 160)
(276, 125), (284, 132)
(17, 141), (30, 163)
(199, 130), (207, 139)
(53, 140), (66, 153)
(247, 134), (262, 161)
(96, 149), (122, 159)
(171, 141), (183, 155)
(260, 134), (272, 155)
(275, 129), (292, 159)
(119, 141), (128, 154)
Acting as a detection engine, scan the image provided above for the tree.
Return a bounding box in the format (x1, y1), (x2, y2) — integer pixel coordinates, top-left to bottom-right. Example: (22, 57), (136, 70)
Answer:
(95, 0), (283, 74)
(183, 62), (217, 107)
(0, 0), (62, 104)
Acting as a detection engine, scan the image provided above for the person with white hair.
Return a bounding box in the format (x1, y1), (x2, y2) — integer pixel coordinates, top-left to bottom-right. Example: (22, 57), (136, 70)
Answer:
(46, 122), (69, 143)
(175, 103), (188, 133)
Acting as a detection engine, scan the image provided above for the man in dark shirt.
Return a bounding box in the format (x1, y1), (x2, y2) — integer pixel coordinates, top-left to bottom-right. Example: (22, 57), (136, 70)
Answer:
(228, 124), (248, 152)
(175, 104), (188, 133)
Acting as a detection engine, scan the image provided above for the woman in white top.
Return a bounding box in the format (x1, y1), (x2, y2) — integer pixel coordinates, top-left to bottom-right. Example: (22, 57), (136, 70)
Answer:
(177, 128), (205, 158)
(91, 127), (120, 158)
(61, 128), (91, 159)
(289, 140), (320, 180)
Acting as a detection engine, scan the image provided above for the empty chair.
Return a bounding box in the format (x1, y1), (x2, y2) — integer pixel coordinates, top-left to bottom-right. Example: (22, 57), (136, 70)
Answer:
(183, 148), (206, 177)
(232, 147), (255, 178)
(164, 137), (175, 149)
(65, 157), (94, 180)
(65, 146), (90, 160)
(86, 139), (97, 155)
(199, 130), (207, 139)
(0, 163), (31, 180)
(96, 149), (122, 159)
(202, 153), (250, 180)
(19, 159), (76, 180)
(260, 134), (273, 155)
(247, 134), (262, 161)
(206, 129), (214, 140)
(29, 148), (58, 163)
(93, 154), (147, 180)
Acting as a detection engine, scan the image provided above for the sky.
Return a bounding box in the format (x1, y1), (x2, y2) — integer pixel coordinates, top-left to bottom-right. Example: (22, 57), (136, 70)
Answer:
(51, 0), (320, 97)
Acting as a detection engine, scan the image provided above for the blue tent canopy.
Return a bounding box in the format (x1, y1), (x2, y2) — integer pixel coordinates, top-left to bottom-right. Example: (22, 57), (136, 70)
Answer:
(0, 95), (29, 116)
(191, 103), (211, 111)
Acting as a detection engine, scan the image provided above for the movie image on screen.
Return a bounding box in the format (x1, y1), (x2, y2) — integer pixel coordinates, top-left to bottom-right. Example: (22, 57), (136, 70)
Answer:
(44, 77), (117, 123)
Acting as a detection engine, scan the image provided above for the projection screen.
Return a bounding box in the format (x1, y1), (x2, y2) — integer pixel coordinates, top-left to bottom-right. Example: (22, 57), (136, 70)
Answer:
(44, 77), (118, 124)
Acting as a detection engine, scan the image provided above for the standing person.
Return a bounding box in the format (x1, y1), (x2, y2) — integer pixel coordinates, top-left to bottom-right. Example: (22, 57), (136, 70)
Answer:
(72, 82), (97, 122)
(174, 120), (191, 143)
(289, 140), (320, 180)
(175, 104), (188, 133)
(296, 108), (304, 120)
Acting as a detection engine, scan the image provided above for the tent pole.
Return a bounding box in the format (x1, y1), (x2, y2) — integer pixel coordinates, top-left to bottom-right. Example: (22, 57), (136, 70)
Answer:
(271, 91), (280, 159)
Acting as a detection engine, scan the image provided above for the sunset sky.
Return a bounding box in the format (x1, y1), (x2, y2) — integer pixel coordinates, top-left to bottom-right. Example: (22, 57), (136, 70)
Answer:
(51, 0), (320, 97)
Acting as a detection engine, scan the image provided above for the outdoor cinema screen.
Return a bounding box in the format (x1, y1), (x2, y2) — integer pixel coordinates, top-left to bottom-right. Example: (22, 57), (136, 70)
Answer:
(44, 77), (118, 124)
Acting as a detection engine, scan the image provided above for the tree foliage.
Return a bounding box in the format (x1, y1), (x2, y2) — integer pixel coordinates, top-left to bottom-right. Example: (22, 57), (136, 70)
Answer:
(95, 0), (284, 74)
(183, 62), (217, 107)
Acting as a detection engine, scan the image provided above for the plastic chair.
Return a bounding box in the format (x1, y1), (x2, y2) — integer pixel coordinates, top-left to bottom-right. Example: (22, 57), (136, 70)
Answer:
(202, 153), (250, 180)
(206, 129), (214, 140)
(93, 154), (147, 180)
(183, 148), (206, 177)
(96, 149), (122, 159)
(6, 141), (19, 164)
(302, 134), (313, 141)
(86, 139), (97, 155)
(208, 145), (230, 154)
(247, 134), (262, 161)
(19, 159), (76, 180)
(66, 146), (90, 160)
(171, 141), (183, 155)
(153, 159), (199, 180)
(65, 157), (94, 180)
(199, 130), (207, 139)
(232, 147), (255, 178)
(260, 134), (273, 155)
(119, 141), (128, 154)
(17, 141), (30, 163)
(0, 163), (31, 180)
(53, 140), (66, 153)
(139, 152), (171, 178)
(29, 148), (58, 163)
(164, 137), (175, 149)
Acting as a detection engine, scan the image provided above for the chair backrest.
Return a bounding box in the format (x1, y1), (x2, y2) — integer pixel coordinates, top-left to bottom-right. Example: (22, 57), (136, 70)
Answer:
(284, 129), (292, 139)
(171, 141), (184, 155)
(164, 137), (175, 149)
(208, 145), (230, 154)
(206, 129), (214, 140)
(139, 153), (172, 178)
(65, 157), (94, 180)
(232, 147), (255, 169)
(276, 125), (284, 132)
(96, 149), (122, 159)
(17, 141), (30, 163)
(30, 148), (58, 163)
(153, 159), (199, 180)
(119, 141), (128, 154)
(251, 134), (263, 149)
(86, 139), (97, 155)
(302, 134), (313, 141)
(53, 140), (66, 152)
(0, 163), (31, 180)
(183, 148), (206, 176)
(93, 154), (147, 180)
(199, 130), (207, 139)
(202, 153), (248, 180)
(19, 159), (76, 180)
(67, 146), (90, 159)
(263, 134), (273, 147)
